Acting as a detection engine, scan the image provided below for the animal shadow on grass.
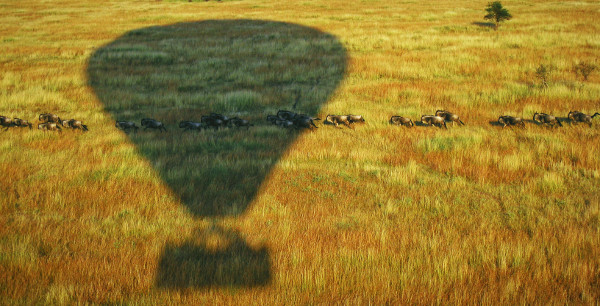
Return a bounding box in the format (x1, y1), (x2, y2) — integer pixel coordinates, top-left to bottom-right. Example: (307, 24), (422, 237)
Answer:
(472, 22), (496, 29)
(489, 120), (525, 129)
(488, 120), (503, 127)
(524, 119), (541, 126)
(524, 118), (563, 128)
(87, 20), (347, 288)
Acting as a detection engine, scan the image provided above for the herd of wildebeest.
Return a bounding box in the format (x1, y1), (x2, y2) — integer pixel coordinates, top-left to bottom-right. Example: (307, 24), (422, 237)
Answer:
(1, 113), (88, 132)
(1, 110), (599, 133)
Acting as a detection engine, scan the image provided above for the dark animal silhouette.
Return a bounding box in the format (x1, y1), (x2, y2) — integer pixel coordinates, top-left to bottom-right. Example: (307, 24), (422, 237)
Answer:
(498, 115), (525, 129)
(533, 112), (562, 127)
(276, 110), (297, 121)
(389, 116), (414, 127)
(435, 110), (464, 126)
(293, 115), (319, 130)
(268, 111), (320, 130)
(275, 119), (295, 129)
(141, 118), (167, 132)
(179, 121), (204, 131)
(0, 116), (15, 130)
(13, 118), (33, 129)
(421, 115), (447, 129)
(229, 117), (253, 130)
(266, 115), (280, 125)
(208, 113), (230, 127)
(116, 121), (139, 133)
(568, 111), (597, 127)
(201, 116), (223, 130)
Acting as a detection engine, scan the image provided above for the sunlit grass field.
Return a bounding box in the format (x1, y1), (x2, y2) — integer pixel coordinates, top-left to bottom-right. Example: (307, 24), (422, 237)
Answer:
(1, 0), (599, 303)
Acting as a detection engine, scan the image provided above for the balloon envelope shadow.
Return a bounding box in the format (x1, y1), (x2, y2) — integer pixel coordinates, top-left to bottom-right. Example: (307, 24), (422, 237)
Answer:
(87, 20), (347, 288)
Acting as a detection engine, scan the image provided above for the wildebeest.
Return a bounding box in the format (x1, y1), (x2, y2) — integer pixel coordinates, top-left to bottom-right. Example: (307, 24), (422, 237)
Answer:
(567, 111), (598, 127)
(275, 119), (295, 129)
(39, 113), (63, 125)
(435, 110), (464, 126)
(325, 115), (352, 128)
(12, 118), (33, 129)
(347, 114), (365, 124)
(201, 115), (224, 130)
(208, 113), (230, 126)
(0, 116), (15, 130)
(62, 119), (88, 131)
(268, 111), (320, 130)
(421, 115), (447, 129)
(229, 117), (253, 130)
(266, 115), (280, 125)
(38, 122), (62, 132)
(276, 110), (297, 121)
(115, 121), (139, 133)
(179, 120), (204, 131)
(389, 116), (414, 127)
(292, 115), (319, 130)
(141, 118), (167, 132)
(498, 115), (525, 129)
(533, 112), (562, 127)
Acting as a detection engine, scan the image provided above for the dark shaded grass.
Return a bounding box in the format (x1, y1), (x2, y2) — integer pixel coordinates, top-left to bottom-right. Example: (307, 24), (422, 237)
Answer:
(156, 228), (270, 288)
(87, 19), (347, 288)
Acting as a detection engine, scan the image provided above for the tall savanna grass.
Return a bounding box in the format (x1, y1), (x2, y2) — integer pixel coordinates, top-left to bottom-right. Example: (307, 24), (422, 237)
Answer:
(1, 0), (599, 304)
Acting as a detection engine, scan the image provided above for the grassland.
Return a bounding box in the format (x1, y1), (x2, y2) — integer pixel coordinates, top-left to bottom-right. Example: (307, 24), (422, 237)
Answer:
(1, 0), (600, 304)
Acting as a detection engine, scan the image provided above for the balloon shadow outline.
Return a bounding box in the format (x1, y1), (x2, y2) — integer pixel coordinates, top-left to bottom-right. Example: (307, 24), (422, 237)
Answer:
(87, 19), (347, 288)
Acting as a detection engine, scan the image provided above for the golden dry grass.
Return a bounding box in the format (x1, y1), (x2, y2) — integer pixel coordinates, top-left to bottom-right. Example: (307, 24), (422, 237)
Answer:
(1, 0), (600, 304)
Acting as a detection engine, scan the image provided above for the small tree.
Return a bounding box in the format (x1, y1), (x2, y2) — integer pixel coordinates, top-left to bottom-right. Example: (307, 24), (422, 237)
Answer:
(484, 1), (512, 31)
(535, 64), (553, 89)
(572, 61), (597, 82)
